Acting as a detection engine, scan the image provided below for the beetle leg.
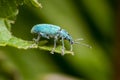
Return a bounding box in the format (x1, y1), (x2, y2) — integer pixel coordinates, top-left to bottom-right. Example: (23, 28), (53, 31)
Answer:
(70, 44), (73, 51)
(61, 37), (65, 55)
(51, 35), (58, 54)
(33, 33), (41, 44)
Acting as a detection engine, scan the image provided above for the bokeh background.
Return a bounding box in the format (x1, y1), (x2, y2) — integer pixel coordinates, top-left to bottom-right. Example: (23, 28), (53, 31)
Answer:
(0, 0), (115, 80)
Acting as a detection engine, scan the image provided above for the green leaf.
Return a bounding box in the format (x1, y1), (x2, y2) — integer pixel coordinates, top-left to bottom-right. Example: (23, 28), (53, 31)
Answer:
(24, 0), (42, 8)
(39, 45), (74, 55)
(0, 0), (42, 20)
(4, 19), (15, 31)
(7, 37), (35, 49)
(0, 0), (19, 20)
(0, 19), (12, 46)
(7, 37), (73, 55)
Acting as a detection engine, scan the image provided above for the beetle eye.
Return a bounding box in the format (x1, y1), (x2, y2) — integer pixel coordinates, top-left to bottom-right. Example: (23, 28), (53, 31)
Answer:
(71, 41), (74, 44)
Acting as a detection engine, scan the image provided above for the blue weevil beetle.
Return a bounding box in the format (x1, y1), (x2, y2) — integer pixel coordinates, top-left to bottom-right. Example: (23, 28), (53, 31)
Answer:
(31, 24), (75, 55)
(31, 24), (91, 55)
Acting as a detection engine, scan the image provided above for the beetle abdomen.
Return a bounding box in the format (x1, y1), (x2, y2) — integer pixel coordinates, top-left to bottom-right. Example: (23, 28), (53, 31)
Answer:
(32, 24), (61, 36)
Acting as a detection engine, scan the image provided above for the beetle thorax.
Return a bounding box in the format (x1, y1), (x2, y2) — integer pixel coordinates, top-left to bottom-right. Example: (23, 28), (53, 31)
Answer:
(59, 29), (74, 44)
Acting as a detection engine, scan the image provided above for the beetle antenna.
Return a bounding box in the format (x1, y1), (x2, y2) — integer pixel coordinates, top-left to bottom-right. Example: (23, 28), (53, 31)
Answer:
(74, 38), (84, 41)
(74, 38), (92, 48)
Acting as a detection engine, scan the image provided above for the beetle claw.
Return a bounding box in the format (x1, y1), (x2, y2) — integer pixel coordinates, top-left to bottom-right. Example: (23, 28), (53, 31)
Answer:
(61, 47), (65, 55)
(33, 38), (39, 44)
(50, 50), (54, 54)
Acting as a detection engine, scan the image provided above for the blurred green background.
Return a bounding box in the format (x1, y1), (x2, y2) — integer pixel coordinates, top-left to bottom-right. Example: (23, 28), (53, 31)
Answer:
(0, 0), (115, 80)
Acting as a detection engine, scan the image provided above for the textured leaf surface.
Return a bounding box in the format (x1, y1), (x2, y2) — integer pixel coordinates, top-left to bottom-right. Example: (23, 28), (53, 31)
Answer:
(0, 19), (12, 46)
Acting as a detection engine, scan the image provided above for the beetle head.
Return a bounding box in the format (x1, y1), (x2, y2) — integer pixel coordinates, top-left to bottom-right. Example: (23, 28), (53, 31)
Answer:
(59, 29), (74, 44)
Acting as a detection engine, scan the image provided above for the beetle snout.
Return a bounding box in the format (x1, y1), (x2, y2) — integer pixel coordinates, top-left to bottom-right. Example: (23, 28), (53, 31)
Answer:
(70, 41), (74, 44)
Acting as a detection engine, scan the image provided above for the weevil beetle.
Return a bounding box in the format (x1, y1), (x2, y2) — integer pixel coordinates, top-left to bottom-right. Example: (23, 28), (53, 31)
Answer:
(31, 24), (74, 55)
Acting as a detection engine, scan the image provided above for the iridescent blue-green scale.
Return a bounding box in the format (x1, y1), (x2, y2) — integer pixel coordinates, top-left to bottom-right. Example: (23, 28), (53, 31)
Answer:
(35, 24), (60, 36)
